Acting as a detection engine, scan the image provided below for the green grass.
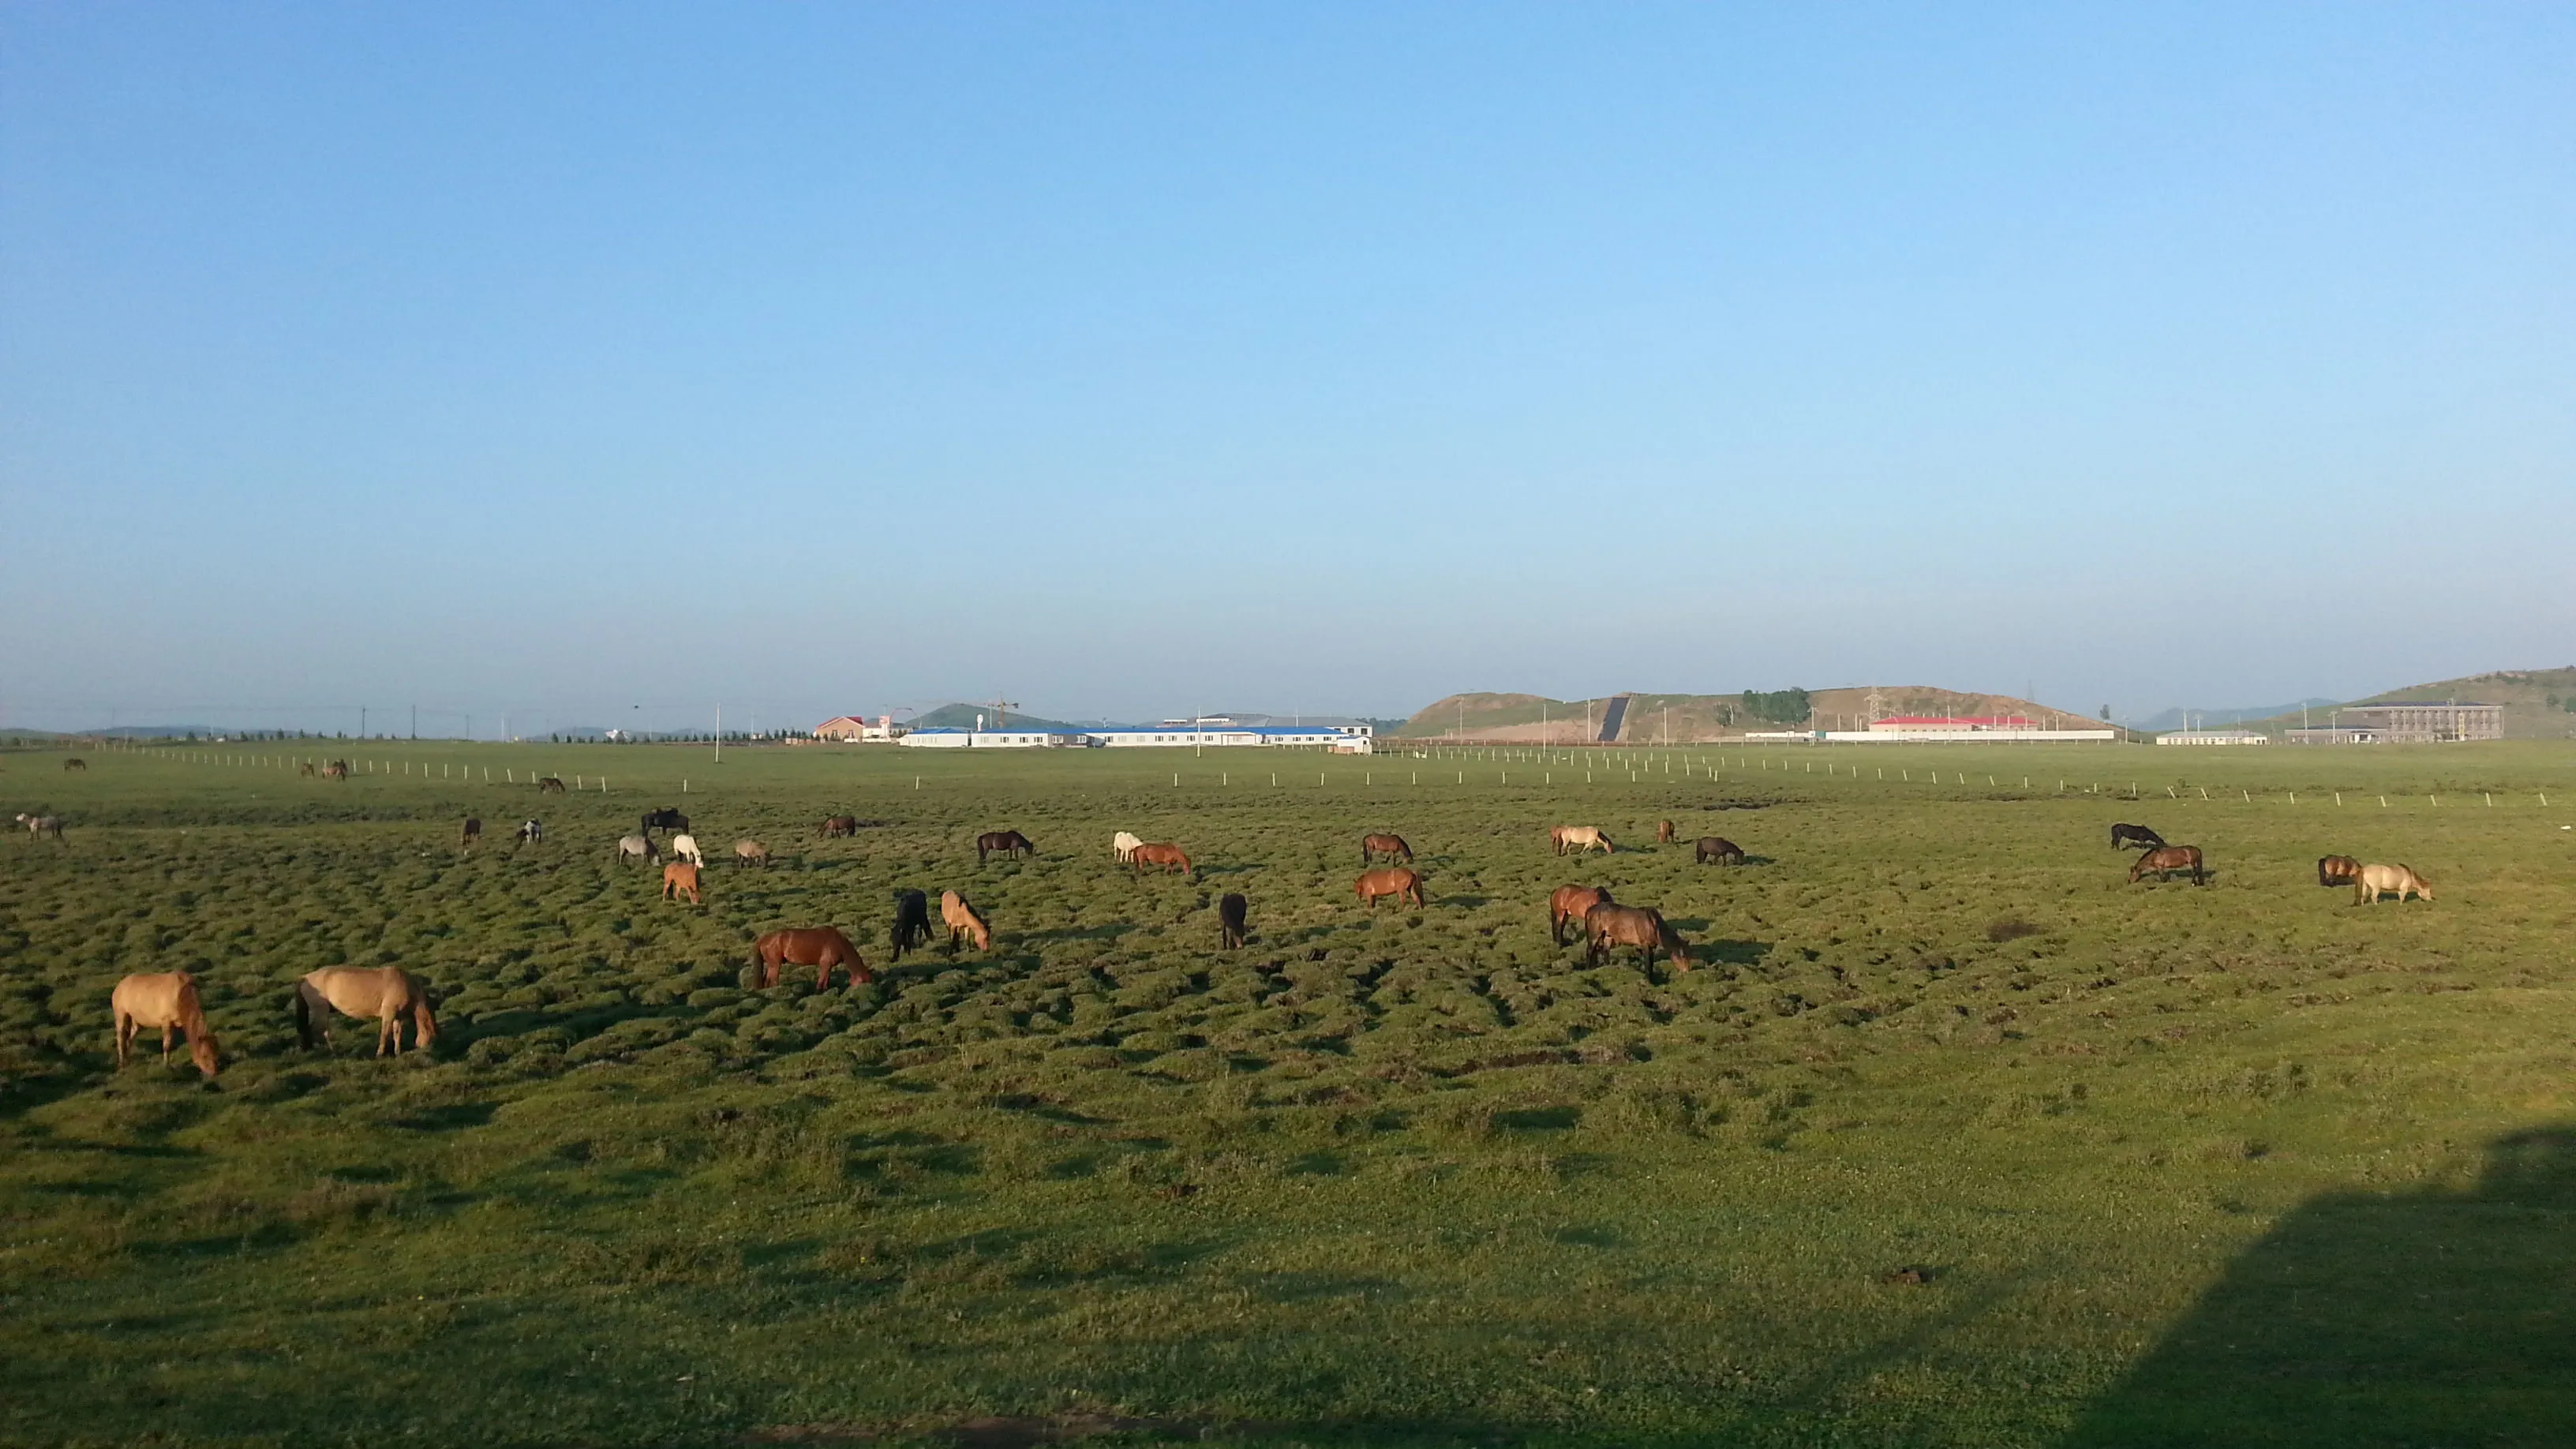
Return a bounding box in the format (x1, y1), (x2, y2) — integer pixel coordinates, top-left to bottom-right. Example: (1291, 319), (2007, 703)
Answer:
(3, 739), (2573, 1447)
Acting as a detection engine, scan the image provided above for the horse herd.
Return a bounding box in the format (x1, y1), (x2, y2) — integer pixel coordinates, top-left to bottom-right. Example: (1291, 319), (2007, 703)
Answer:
(2108, 822), (2436, 902)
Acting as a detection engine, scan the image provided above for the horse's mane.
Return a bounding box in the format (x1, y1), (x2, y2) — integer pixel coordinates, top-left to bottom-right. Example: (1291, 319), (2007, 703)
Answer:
(175, 975), (211, 1035)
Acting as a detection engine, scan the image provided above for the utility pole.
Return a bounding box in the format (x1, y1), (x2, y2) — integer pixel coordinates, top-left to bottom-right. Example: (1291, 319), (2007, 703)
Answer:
(410, 704), (417, 739)
(714, 704), (722, 763)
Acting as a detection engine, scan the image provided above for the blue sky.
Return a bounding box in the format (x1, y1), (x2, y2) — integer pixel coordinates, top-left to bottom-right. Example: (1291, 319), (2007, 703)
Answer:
(5, 3), (2570, 734)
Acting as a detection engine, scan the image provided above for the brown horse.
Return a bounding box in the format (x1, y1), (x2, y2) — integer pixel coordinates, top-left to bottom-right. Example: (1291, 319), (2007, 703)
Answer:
(534, 774), (564, 794)
(299, 762), (316, 777)
(2316, 855), (2364, 887)
(62, 758), (87, 772)
(733, 838), (769, 868)
(111, 972), (221, 1079)
(820, 814), (859, 839)
(661, 862), (702, 904)
(1361, 833), (1413, 867)
(323, 760), (350, 781)
(1694, 836), (1744, 866)
(296, 967), (437, 1057)
(1355, 867), (1425, 908)
(754, 927), (872, 988)
(459, 817), (482, 848)
(1551, 825), (1614, 856)
(1656, 820), (1676, 845)
(1219, 893), (1249, 949)
(2129, 845), (2207, 886)
(2353, 863), (2433, 904)
(1131, 843), (1193, 878)
(942, 890), (992, 952)
(1584, 904), (1689, 974)
(976, 829), (1035, 863)
(1549, 885), (1612, 945)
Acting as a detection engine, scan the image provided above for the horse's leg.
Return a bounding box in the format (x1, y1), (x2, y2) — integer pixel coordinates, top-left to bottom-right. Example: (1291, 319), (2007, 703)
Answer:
(162, 1024), (176, 1066)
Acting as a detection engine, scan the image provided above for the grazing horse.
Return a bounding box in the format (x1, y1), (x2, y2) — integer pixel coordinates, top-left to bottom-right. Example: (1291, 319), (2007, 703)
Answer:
(1694, 837), (1745, 866)
(976, 829), (1035, 863)
(1657, 820), (1676, 845)
(535, 775), (565, 794)
(941, 890), (992, 952)
(322, 759), (350, 780)
(299, 762), (316, 777)
(614, 833), (658, 866)
(733, 838), (769, 869)
(752, 927), (871, 990)
(2316, 855), (2364, 887)
(296, 967), (437, 1057)
(17, 814), (63, 841)
(2129, 845), (2207, 886)
(1551, 826), (1614, 856)
(2353, 863), (2433, 904)
(459, 818), (482, 849)
(889, 890), (933, 960)
(661, 862), (702, 904)
(62, 758), (87, 772)
(1584, 904), (1690, 974)
(1361, 833), (1413, 867)
(1131, 843), (1193, 878)
(1550, 885), (1613, 945)
(2110, 823), (2166, 851)
(641, 807), (688, 836)
(1112, 831), (1144, 863)
(515, 819), (544, 845)
(1355, 867), (1425, 909)
(820, 815), (859, 839)
(666, 833), (705, 867)
(111, 972), (221, 1079)
(1218, 893), (1249, 949)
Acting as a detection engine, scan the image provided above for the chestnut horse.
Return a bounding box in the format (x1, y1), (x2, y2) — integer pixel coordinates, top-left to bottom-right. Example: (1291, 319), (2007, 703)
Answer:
(1551, 826), (1614, 856)
(661, 862), (702, 904)
(977, 829), (1035, 863)
(1549, 885), (1612, 945)
(111, 972), (221, 1079)
(2316, 855), (2363, 887)
(1585, 904), (1689, 974)
(942, 890), (992, 952)
(1131, 843), (1193, 878)
(2110, 823), (2166, 851)
(1694, 837), (1744, 866)
(1656, 820), (1676, 845)
(2129, 845), (2207, 886)
(1219, 893), (1249, 949)
(820, 815), (859, 839)
(1361, 833), (1413, 867)
(534, 774), (564, 793)
(296, 967), (438, 1057)
(752, 927), (871, 989)
(889, 890), (933, 960)
(2353, 863), (2433, 904)
(1356, 867), (1425, 908)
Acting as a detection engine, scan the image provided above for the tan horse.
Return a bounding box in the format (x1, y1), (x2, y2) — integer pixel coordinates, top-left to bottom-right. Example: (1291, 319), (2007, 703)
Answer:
(1548, 885), (1613, 945)
(1355, 867), (1425, 908)
(1131, 843), (1193, 878)
(296, 967), (437, 1057)
(661, 862), (702, 904)
(322, 760), (350, 780)
(111, 972), (221, 1079)
(2353, 863), (2433, 904)
(1656, 820), (1676, 845)
(1551, 825), (1614, 856)
(942, 890), (992, 952)
(752, 927), (870, 989)
(733, 839), (769, 869)
(2316, 855), (2364, 887)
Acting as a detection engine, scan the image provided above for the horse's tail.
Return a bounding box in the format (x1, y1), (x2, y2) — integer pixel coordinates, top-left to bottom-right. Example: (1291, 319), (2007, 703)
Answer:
(293, 982), (317, 1050)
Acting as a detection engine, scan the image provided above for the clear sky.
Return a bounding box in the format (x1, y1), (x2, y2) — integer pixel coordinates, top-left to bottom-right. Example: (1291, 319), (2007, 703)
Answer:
(5, 3), (2570, 735)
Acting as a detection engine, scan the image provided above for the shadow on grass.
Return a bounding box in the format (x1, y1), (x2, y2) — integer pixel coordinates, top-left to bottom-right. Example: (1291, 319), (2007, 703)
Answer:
(2058, 1124), (2576, 1447)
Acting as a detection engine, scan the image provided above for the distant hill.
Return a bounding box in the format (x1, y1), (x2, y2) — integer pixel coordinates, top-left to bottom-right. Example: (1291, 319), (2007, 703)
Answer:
(909, 704), (1099, 732)
(2222, 668), (2576, 739)
(2125, 700), (2338, 732)
(1398, 687), (2110, 743)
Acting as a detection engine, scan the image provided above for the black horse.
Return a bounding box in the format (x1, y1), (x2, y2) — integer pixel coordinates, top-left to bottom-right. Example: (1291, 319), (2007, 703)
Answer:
(889, 889), (933, 960)
(1218, 893), (1249, 950)
(976, 829), (1035, 864)
(2110, 822), (2166, 851)
(642, 807), (689, 836)
(1694, 837), (1744, 866)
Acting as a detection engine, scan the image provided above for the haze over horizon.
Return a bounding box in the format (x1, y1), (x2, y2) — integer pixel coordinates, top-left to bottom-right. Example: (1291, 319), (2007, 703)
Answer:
(6, 4), (2571, 736)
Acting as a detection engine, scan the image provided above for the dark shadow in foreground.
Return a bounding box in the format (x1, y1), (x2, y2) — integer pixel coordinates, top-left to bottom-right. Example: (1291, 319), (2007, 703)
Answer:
(2060, 1125), (2576, 1448)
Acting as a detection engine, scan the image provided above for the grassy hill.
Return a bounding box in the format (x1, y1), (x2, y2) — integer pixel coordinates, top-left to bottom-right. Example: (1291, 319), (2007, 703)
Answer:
(2223, 668), (2576, 739)
(1398, 687), (2107, 742)
(908, 703), (1095, 732)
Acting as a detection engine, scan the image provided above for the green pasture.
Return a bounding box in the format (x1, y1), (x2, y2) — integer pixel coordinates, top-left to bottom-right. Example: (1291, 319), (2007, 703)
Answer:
(2, 739), (2572, 1447)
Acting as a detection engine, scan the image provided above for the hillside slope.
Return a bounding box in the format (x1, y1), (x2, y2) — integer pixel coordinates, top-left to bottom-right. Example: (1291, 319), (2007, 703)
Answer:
(2229, 668), (2576, 739)
(1398, 687), (2104, 743)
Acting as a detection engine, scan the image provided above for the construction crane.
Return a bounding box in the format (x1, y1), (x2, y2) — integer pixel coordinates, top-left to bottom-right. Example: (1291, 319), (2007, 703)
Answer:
(984, 697), (1020, 729)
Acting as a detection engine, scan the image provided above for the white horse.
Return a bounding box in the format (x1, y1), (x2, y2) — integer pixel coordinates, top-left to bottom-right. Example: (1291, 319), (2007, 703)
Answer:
(2353, 863), (2434, 904)
(1112, 830), (1143, 863)
(667, 833), (705, 867)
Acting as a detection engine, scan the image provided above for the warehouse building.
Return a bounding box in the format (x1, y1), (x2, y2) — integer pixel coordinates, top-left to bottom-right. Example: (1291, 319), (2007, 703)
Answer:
(2332, 702), (2503, 743)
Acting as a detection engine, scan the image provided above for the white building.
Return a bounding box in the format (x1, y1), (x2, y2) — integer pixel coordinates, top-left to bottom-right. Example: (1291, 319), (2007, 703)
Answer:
(1088, 724), (1373, 752)
(2156, 730), (2271, 746)
(897, 728), (1084, 749)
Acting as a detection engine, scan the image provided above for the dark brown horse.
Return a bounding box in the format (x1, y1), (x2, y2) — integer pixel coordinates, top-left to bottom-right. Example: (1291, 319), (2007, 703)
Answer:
(820, 814), (859, 839)
(2316, 855), (2364, 887)
(976, 829), (1035, 863)
(459, 817), (482, 848)
(1355, 867), (1425, 908)
(1131, 843), (1193, 878)
(1585, 904), (1689, 974)
(752, 927), (871, 989)
(1549, 885), (1612, 945)
(1694, 837), (1744, 866)
(1656, 820), (1676, 844)
(535, 774), (565, 794)
(2129, 845), (2206, 886)
(889, 890), (933, 960)
(2110, 823), (2166, 851)
(62, 758), (87, 772)
(1361, 833), (1413, 866)
(641, 807), (689, 835)
(1218, 893), (1249, 949)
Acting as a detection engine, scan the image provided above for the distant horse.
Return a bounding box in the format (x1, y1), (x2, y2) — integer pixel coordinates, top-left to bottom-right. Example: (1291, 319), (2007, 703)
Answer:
(2316, 855), (2364, 887)
(1361, 833), (1413, 867)
(666, 833), (705, 867)
(889, 891), (933, 960)
(752, 927), (871, 990)
(733, 839), (769, 869)
(459, 818), (482, 849)
(1219, 893), (1249, 949)
(1694, 837), (1744, 866)
(661, 862), (702, 904)
(296, 966), (437, 1057)
(2110, 823), (2166, 851)
(1656, 820), (1676, 845)
(62, 758), (86, 772)
(515, 819), (544, 845)
(1131, 843), (1193, 878)
(1112, 831), (1143, 863)
(941, 890), (991, 952)
(299, 762), (316, 777)
(111, 972), (221, 1079)
(320, 760), (350, 780)
(614, 833), (658, 867)
(640, 807), (688, 836)
(534, 775), (564, 794)
(17, 814), (63, 841)
(1355, 867), (1425, 909)
(2353, 863), (2433, 905)
(2129, 845), (2207, 886)
(1551, 826), (1614, 856)
(1549, 885), (1613, 945)
(1584, 903), (1689, 974)
(977, 829), (1035, 864)
(820, 815), (859, 839)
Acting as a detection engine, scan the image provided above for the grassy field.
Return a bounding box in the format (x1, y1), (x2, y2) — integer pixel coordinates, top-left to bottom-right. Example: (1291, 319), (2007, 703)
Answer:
(3, 739), (2572, 1447)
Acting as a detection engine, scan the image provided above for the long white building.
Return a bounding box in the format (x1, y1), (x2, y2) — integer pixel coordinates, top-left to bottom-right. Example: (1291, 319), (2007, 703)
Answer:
(900, 723), (1372, 752)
